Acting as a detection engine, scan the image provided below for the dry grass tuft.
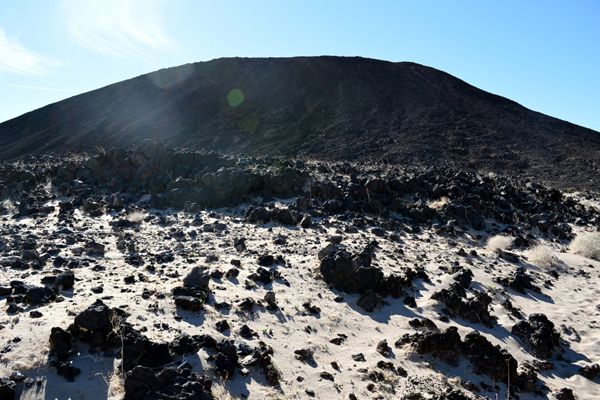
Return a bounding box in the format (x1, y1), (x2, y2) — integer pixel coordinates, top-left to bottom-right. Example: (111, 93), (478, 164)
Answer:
(428, 197), (449, 210)
(107, 367), (126, 399)
(125, 210), (146, 224)
(486, 235), (513, 253)
(527, 245), (558, 268)
(211, 384), (237, 400)
(569, 231), (600, 261)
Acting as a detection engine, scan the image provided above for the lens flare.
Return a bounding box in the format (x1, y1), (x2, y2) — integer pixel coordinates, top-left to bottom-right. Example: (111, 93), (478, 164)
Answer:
(227, 89), (245, 108)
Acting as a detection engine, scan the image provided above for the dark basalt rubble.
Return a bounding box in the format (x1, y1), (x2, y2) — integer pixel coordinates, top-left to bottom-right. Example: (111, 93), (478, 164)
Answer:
(555, 388), (576, 400)
(318, 242), (427, 311)
(511, 314), (561, 359)
(124, 364), (213, 400)
(431, 268), (496, 327)
(246, 205), (302, 226)
(68, 299), (129, 348)
(5, 281), (57, 308)
(1, 147), (597, 237)
(46, 299), (282, 397)
(0, 378), (17, 400)
(0, 146), (598, 399)
(48, 300), (184, 388)
(396, 327), (463, 365)
(396, 326), (544, 394)
(318, 243), (383, 294)
(495, 266), (540, 294)
(49, 327), (76, 361)
(578, 363), (600, 381)
(172, 266), (212, 311)
(0, 378), (16, 400)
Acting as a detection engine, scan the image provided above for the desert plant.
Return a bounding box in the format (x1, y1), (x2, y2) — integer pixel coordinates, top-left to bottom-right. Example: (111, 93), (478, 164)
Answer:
(569, 231), (600, 260)
(107, 370), (125, 399)
(125, 210), (146, 224)
(487, 235), (513, 253)
(1, 199), (17, 214)
(527, 245), (559, 268)
(428, 197), (449, 210)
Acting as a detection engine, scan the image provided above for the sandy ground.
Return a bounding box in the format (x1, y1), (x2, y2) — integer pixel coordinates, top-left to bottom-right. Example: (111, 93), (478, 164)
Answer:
(0, 199), (599, 399)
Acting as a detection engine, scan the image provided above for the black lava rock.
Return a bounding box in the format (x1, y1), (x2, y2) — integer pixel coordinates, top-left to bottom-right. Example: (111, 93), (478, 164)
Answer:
(512, 314), (560, 359)
(124, 364), (213, 400)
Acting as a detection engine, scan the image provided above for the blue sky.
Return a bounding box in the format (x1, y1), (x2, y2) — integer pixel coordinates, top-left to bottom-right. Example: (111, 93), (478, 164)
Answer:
(1, 0), (599, 130)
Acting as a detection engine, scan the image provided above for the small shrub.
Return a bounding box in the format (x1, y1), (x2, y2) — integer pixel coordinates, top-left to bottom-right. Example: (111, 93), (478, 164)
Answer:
(428, 197), (449, 210)
(487, 235), (513, 253)
(1, 199), (17, 214)
(527, 245), (558, 268)
(569, 231), (600, 261)
(125, 211), (146, 224)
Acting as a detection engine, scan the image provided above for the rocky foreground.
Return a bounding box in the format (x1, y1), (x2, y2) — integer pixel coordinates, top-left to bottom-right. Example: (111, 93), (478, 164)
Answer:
(0, 147), (599, 399)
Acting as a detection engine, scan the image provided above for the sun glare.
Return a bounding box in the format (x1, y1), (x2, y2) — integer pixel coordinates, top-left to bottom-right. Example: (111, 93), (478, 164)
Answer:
(227, 88), (245, 108)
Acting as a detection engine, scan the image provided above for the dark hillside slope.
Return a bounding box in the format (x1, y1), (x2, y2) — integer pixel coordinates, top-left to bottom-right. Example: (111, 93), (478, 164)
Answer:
(0, 56), (598, 189)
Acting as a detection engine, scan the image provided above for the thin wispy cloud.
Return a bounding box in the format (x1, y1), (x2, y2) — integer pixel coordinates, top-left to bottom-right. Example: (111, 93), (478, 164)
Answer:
(0, 83), (72, 92)
(65, 0), (172, 61)
(0, 28), (60, 75)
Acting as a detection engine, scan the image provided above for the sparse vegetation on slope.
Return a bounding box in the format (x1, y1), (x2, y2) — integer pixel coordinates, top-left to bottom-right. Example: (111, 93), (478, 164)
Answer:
(569, 231), (600, 260)
(487, 235), (513, 253)
(527, 245), (559, 268)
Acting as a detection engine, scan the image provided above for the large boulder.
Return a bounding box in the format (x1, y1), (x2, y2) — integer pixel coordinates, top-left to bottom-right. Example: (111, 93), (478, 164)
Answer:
(183, 267), (210, 290)
(0, 378), (15, 400)
(396, 326), (463, 365)
(319, 246), (384, 294)
(49, 327), (75, 361)
(246, 206), (271, 224)
(462, 331), (518, 382)
(69, 299), (127, 347)
(124, 364), (213, 400)
(55, 270), (75, 290)
(120, 325), (173, 372)
(512, 314), (560, 359)
(9, 281), (57, 306)
(173, 267), (211, 311)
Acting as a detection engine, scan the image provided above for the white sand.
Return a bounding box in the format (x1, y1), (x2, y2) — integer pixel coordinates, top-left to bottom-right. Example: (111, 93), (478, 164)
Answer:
(0, 200), (598, 399)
